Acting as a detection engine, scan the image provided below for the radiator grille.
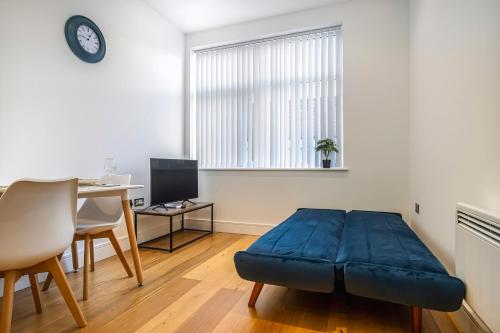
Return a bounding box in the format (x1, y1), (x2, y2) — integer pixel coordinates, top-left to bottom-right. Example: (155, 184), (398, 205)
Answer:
(457, 210), (500, 247)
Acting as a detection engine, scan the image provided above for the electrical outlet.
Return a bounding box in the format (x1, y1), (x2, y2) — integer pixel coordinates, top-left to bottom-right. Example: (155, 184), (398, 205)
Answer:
(134, 198), (145, 207)
(415, 203), (420, 214)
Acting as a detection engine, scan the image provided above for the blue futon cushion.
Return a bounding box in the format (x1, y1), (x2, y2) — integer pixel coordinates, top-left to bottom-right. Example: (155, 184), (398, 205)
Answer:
(338, 210), (465, 311)
(234, 208), (345, 293)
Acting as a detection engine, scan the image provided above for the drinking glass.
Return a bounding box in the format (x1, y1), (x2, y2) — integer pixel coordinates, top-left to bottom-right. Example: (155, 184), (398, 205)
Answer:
(103, 157), (117, 180)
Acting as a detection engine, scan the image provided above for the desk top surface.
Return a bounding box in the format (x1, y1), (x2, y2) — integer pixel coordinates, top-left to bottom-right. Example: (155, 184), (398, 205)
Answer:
(77, 184), (143, 194)
(0, 184), (143, 196)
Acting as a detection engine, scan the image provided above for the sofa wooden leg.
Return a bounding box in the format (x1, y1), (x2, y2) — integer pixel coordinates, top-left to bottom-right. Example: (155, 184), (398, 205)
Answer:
(411, 306), (422, 333)
(248, 282), (264, 307)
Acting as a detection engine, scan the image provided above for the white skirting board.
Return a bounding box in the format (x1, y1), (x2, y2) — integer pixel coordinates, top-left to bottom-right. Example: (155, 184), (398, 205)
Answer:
(0, 218), (274, 296)
(449, 302), (492, 333)
(187, 218), (275, 235)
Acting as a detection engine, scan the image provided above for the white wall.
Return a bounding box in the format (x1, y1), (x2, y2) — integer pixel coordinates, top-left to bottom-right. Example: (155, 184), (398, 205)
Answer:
(185, 0), (410, 231)
(409, 0), (500, 271)
(0, 0), (184, 291)
(0, 0), (184, 189)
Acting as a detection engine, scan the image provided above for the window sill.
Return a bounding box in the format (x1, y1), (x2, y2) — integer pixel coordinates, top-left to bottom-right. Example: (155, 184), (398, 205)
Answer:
(199, 167), (349, 171)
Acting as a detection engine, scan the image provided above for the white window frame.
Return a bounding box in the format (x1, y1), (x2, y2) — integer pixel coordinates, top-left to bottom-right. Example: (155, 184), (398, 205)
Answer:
(189, 26), (344, 170)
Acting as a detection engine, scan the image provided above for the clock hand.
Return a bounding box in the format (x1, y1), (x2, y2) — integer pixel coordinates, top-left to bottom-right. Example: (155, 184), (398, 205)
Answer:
(77, 34), (90, 41)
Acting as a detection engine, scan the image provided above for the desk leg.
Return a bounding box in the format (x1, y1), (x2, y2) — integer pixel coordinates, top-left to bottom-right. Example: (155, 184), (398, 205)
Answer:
(122, 200), (144, 286)
(134, 211), (138, 243)
(169, 216), (173, 252)
(211, 205), (214, 234)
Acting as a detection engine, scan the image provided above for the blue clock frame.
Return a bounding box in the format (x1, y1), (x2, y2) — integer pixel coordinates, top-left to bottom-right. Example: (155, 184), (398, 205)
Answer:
(65, 15), (106, 63)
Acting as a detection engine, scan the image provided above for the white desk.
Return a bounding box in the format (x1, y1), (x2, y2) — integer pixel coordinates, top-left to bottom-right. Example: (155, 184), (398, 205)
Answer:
(0, 184), (145, 286)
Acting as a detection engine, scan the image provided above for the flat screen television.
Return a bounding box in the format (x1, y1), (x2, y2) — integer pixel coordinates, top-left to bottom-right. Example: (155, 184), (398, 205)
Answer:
(150, 158), (198, 205)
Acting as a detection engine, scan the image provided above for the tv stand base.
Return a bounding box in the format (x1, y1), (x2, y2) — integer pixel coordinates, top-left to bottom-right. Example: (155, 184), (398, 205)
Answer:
(150, 204), (169, 211)
(133, 202), (214, 253)
(150, 200), (196, 211)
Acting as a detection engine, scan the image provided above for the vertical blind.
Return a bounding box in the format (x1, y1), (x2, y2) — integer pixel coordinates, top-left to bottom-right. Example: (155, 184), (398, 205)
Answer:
(192, 27), (343, 169)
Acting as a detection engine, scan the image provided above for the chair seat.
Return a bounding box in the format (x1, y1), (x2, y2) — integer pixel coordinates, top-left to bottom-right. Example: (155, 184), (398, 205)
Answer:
(75, 219), (119, 235)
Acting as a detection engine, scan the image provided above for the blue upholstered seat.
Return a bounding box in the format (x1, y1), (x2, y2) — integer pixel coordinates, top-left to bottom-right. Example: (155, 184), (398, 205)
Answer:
(234, 208), (465, 313)
(234, 208), (346, 293)
(338, 210), (465, 311)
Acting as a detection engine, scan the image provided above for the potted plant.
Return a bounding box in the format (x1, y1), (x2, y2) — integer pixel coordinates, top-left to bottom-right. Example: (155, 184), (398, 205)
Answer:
(314, 138), (339, 168)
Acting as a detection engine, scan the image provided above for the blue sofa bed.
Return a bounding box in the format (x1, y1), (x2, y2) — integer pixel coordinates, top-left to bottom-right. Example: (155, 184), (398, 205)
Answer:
(234, 209), (465, 333)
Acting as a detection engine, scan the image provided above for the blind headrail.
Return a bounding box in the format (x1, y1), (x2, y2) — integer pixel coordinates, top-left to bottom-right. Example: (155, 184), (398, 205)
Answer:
(193, 25), (342, 54)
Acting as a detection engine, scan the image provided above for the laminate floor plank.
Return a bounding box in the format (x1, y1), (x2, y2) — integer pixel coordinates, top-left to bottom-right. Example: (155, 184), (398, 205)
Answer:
(174, 288), (245, 333)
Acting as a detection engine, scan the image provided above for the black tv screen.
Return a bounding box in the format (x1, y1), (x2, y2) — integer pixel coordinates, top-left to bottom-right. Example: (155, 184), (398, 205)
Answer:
(150, 159), (198, 205)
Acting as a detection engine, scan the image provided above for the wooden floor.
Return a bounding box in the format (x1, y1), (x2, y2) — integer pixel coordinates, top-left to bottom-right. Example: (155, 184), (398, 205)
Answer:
(7, 233), (421, 332)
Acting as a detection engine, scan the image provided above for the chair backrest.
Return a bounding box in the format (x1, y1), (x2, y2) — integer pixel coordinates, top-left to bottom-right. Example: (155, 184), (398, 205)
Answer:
(77, 174), (131, 225)
(0, 178), (78, 270)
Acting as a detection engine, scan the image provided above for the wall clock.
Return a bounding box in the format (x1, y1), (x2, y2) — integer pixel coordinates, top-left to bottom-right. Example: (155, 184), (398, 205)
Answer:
(65, 15), (106, 63)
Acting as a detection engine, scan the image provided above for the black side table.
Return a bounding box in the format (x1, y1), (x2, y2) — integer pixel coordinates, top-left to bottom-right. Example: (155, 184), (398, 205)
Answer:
(134, 202), (214, 252)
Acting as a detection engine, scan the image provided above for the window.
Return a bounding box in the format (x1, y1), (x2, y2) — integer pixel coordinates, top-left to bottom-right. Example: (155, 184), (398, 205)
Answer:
(190, 26), (343, 169)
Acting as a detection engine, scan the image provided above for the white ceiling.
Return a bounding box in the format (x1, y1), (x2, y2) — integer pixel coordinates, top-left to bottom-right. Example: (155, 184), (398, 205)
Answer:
(143, 0), (346, 33)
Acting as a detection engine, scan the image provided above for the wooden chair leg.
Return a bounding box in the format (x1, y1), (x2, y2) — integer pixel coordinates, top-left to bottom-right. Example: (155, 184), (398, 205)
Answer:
(0, 271), (20, 333)
(83, 235), (90, 301)
(71, 240), (79, 272)
(42, 253), (63, 292)
(28, 273), (42, 313)
(411, 306), (422, 333)
(248, 282), (264, 307)
(41, 274), (53, 292)
(90, 239), (95, 272)
(45, 256), (86, 328)
(107, 231), (133, 277)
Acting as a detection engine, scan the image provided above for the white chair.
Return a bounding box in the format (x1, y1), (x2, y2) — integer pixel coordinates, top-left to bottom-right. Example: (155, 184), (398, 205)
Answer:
(0, 178), (86, 333)
(44, 174), (133, 301)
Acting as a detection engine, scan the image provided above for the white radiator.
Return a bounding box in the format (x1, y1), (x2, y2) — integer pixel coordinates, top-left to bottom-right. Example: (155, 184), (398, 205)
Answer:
(456, 203), (500, 333)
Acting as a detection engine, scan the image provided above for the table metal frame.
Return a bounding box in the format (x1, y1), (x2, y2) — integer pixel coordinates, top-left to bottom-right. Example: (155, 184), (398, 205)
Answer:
(133, 203), (214, 253)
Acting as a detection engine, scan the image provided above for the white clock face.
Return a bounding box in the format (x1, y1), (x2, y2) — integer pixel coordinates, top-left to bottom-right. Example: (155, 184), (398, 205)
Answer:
(76, 25), (100, 54)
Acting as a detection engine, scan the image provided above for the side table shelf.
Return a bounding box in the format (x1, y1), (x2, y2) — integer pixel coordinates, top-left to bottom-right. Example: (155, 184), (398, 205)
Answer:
(133, 202), (214, 253)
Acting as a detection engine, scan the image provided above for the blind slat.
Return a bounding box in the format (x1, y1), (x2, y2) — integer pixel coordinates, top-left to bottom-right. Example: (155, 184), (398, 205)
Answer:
(301, 37), (308, 166)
